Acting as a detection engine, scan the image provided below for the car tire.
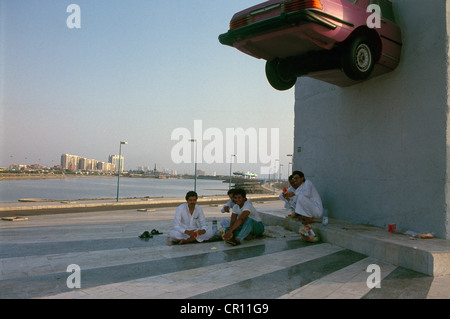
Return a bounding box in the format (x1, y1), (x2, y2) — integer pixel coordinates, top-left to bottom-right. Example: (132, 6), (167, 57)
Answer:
(341, 35), (375, 81)
(265, 59), (297, 91)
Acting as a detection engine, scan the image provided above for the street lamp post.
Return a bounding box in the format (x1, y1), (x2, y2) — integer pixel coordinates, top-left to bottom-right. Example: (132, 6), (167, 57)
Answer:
(189, 139), (197, 192)
(287, 154), (293, 175)
(274, 159), (279, 194)
(279, 163), (283, 190)
(116, 141), (127, 202)
(229, 154), (236, 189)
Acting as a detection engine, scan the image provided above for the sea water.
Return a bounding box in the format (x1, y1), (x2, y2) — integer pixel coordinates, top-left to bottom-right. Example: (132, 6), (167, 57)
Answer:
(0, 177), (229, 202)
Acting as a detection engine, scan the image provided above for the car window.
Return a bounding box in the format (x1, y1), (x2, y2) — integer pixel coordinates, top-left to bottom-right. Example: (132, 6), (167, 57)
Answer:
(370, 0), (396, 23)
(345, 0), (357, 3)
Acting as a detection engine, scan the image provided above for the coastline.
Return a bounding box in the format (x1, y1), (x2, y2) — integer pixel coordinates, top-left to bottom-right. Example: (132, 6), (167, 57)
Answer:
(0, 172), (233, 181)
(1, 174), (281, 208)
(0, 194), (280, 217)
(0, 174), (117, 181)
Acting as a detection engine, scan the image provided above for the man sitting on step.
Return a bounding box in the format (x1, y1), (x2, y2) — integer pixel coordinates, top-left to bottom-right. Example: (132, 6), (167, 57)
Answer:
(291, 170), (323, 224)
(169, 191), (215, 245)
(222, 188), (265, 246)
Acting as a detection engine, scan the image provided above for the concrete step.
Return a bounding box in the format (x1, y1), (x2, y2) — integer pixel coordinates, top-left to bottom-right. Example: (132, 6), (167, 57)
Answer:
(258, 208), (450, 277)
(1, 204), (449, 299)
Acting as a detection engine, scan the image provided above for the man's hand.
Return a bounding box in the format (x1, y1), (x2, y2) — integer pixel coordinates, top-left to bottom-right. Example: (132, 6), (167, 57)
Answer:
(185, 229), (206, 237)
(185, 230), (195, 237)
(223, 230), (233, 241)
(197, 229), (206, 236)
(286, 191), (295, 197)
(283, 192), (295, 200)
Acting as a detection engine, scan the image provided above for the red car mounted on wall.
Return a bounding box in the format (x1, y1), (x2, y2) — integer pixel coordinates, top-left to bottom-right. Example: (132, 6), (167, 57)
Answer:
(219, 0), (402, 90)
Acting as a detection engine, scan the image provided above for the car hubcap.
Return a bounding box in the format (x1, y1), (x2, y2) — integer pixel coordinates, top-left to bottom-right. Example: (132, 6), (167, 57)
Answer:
(355, 43), (371, 72)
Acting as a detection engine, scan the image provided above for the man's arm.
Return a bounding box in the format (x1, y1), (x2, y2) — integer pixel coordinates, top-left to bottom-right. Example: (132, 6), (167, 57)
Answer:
(224, 211), (250, 240)
(196, 206), (208, 235)
(230, 211), (249, 232)
(229, 213), (238, 229)
(173, 206), (186, 234)
(221, 199), (234, 213)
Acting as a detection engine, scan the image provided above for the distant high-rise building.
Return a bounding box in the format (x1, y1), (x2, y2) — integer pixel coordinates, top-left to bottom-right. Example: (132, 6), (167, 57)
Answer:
(61, 154), (80, 170)
(60, 153), (125, 173)
(79, 158), (97, 171)
(78, 158), (88, 170)
(109, 155), (124, 173)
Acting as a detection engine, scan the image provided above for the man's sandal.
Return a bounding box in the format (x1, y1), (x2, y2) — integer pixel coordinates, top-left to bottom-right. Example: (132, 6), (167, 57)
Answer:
(139, 231), (153, 239)
(225, 238), (240, 246)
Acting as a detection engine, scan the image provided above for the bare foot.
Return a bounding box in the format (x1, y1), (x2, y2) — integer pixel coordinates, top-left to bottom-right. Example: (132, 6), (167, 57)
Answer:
(178, 237), (196, 245)
(300, 216), (314, 224)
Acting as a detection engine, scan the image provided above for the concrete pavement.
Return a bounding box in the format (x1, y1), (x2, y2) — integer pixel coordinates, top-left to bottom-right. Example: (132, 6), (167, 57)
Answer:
(0, 199), (449, 299)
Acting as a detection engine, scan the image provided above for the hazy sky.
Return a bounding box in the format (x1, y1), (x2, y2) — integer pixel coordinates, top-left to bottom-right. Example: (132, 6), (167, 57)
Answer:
(1, 0), (295, 177)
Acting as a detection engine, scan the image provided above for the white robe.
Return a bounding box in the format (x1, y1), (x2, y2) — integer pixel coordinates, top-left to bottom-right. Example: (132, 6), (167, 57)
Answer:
(294, 180), (323, 218)
(279, 185), (297, 211)
(169, 203), (214, 242)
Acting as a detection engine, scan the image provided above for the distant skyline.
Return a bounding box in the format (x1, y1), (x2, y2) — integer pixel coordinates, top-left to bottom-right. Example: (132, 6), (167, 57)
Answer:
(1, 0), (295, 177)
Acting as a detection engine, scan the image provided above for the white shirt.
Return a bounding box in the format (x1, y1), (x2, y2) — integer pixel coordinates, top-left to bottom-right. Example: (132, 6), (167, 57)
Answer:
(173, 202), (208, 234)
(294, 180), (322, 208)
(221, 198), (252, 213)
(232, 199), (262, 222)
(279, 185), (297, 209)
(221, 199), (235, 213)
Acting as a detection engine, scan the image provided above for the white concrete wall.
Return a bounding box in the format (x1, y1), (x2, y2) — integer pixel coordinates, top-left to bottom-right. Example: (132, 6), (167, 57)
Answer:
(293, 0), (450, 239)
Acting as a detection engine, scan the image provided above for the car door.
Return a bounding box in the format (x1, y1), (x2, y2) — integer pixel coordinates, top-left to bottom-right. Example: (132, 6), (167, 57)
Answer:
(370, 0), (402, 68)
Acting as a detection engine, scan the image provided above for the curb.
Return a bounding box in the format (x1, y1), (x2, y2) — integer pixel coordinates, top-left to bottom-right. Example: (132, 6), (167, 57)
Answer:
(259, 211), (450, 277)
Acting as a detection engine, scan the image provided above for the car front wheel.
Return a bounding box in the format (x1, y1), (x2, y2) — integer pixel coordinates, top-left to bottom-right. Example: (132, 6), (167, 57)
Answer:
(341, 35), (375, 81)
(265, 58), (297, 91)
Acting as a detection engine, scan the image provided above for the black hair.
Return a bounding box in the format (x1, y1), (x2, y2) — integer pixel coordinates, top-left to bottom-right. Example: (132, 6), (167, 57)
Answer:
(185, 191), (198, 201)
(233, 188), (247, 198)
(292, 170), (304, 179)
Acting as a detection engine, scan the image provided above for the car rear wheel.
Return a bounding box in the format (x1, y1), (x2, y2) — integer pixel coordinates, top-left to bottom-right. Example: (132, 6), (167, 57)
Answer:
(265, 59), (297, 91)
(341, 35), (375, 81)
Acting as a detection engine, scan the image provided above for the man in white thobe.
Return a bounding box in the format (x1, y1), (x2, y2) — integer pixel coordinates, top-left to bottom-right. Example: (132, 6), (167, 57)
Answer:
(292, 170), (323, 224)
(279, 175), (298, 213)
(169, 191), (214, 244)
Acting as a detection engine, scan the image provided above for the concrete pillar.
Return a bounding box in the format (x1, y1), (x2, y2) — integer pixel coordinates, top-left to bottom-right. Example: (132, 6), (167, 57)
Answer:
(293, 0), (450, 239)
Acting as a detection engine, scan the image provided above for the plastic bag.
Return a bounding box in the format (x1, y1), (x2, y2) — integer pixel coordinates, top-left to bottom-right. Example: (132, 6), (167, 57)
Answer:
(299, 225), (320, 243)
